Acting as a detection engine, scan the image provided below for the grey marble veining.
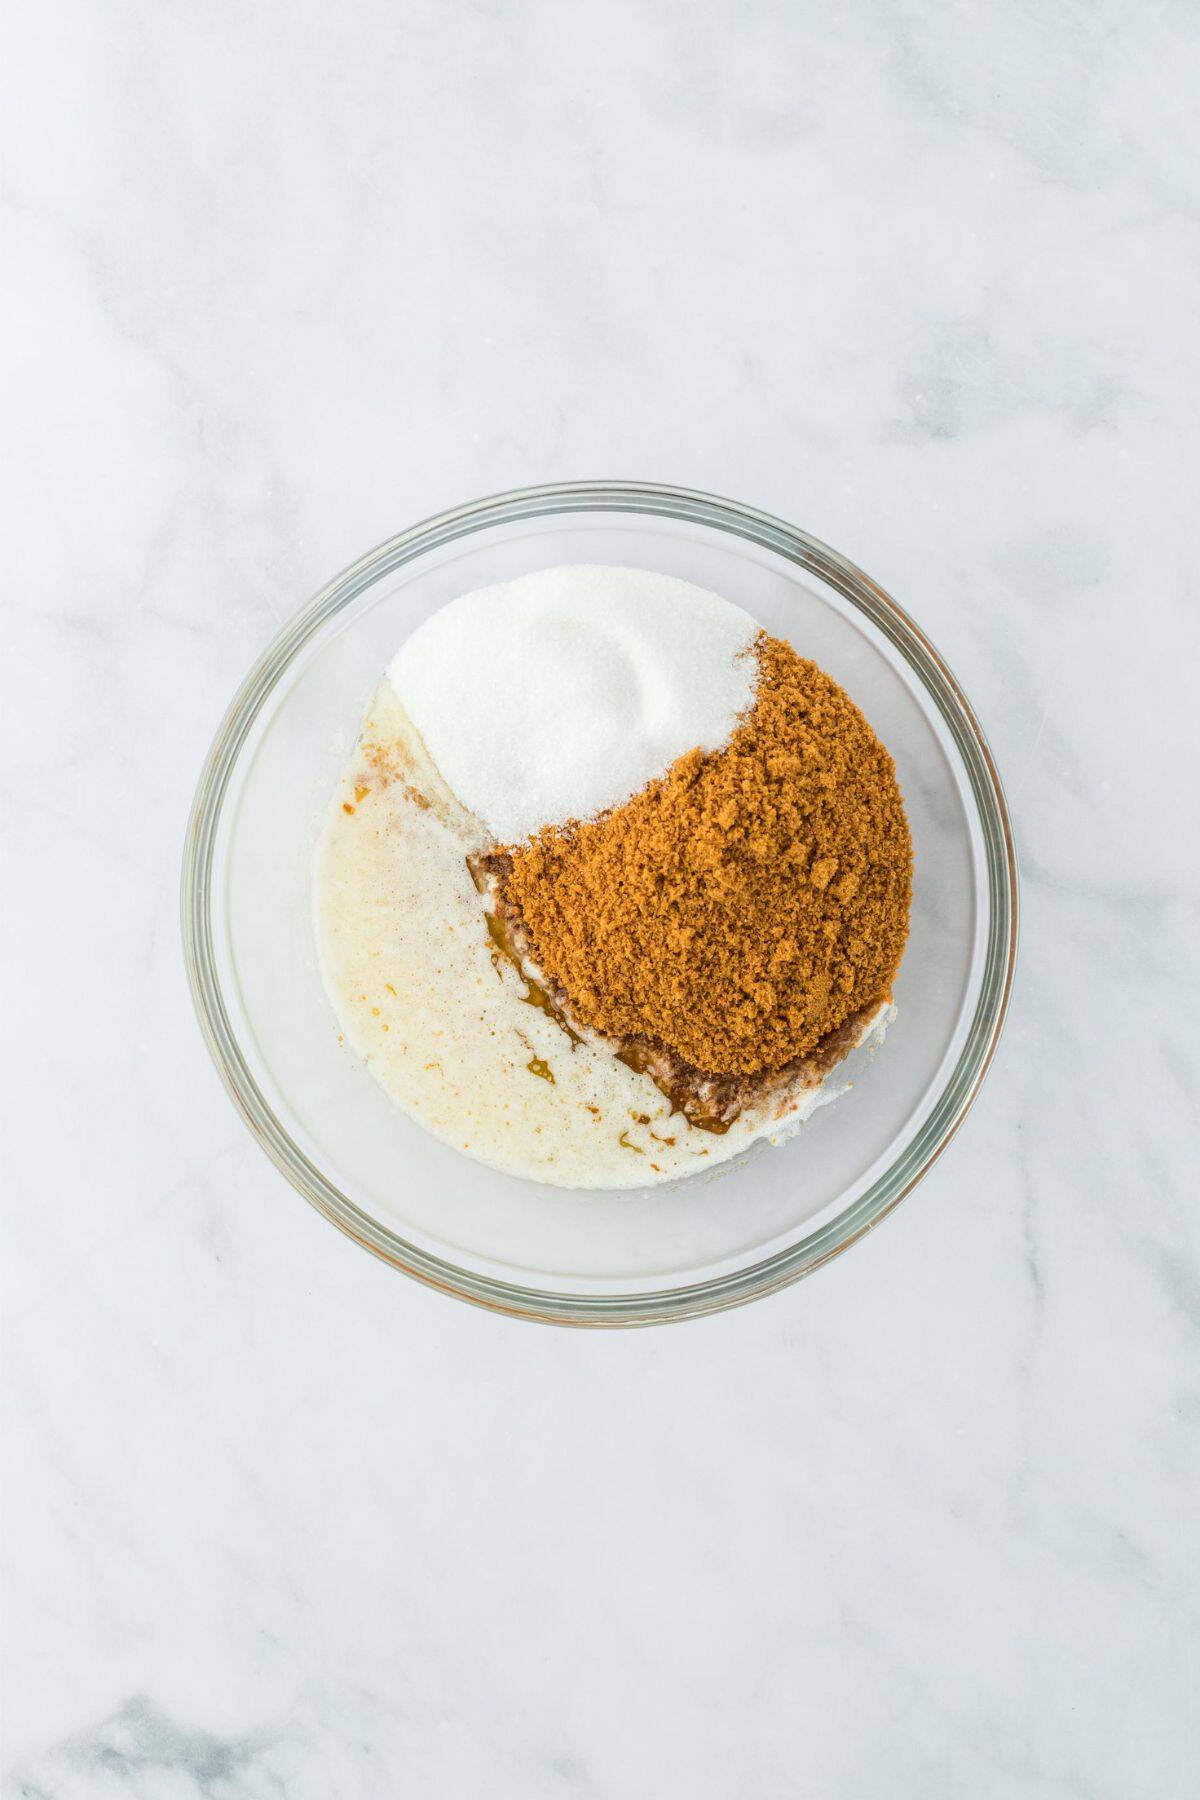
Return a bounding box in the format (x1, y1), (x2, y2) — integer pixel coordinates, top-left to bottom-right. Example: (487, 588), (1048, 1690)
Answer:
(3, 1), (1198, 1795)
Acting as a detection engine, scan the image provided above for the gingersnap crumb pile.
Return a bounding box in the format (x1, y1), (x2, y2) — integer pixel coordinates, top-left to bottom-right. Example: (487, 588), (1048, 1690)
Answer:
(496, 634), (912, 1079)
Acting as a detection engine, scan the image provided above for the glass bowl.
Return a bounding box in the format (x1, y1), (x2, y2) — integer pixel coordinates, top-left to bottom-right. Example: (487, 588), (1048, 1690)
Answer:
(182, 482), (1017, 1326)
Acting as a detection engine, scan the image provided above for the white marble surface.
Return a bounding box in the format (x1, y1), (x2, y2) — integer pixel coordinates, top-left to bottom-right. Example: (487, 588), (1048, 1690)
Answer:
(4, 2), (1198, 1793)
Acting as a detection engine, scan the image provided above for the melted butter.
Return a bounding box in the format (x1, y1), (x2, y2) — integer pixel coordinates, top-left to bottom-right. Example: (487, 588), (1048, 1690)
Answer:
(612, 1039), (735, 1135)
(472, 862), (737, 1133)
(483, 911), (582, 1042)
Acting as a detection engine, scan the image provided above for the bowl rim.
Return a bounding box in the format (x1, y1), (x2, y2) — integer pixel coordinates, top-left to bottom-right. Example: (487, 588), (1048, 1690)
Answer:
(181, 479), (1019, 1327)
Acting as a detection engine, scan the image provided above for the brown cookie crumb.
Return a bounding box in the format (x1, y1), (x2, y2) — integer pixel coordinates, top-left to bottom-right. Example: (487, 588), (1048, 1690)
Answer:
(499, 634), (912, 1078)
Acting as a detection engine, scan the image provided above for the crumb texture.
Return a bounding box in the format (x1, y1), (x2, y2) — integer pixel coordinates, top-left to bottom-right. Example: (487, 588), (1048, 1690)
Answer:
(502, 635), (913, 1077)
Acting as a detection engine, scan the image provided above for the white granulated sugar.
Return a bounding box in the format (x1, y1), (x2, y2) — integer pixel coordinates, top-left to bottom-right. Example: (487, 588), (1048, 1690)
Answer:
(387, 566), (759, 842)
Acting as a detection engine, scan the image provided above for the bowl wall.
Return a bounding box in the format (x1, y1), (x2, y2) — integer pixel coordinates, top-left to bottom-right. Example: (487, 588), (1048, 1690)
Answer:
(184, 484), (1016, 1324)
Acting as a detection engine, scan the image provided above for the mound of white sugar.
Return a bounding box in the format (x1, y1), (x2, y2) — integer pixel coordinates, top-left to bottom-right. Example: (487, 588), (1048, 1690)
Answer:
(388, 566), (759, 842)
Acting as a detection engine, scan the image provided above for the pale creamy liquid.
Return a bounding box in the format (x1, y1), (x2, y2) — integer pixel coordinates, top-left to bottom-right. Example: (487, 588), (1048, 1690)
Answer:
(314, 683), (890, 1191)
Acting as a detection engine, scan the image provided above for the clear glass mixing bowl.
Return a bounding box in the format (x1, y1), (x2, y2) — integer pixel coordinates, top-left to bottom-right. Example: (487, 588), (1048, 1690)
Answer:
(182, 482), (1017, 1325)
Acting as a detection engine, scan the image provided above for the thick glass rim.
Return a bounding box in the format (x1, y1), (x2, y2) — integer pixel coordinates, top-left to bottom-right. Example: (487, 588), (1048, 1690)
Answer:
(181, 480), (1019, 1327)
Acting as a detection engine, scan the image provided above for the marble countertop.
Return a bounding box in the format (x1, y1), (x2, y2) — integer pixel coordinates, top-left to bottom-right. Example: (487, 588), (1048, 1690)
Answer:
(4, 3), (1198, 1794)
